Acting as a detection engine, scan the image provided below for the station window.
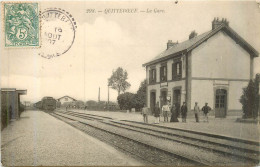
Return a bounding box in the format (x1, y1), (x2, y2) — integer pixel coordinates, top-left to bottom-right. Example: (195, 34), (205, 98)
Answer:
(160, 65), (167, 82)
(149, 68), (156, 84)
(172, 61), (182, 80)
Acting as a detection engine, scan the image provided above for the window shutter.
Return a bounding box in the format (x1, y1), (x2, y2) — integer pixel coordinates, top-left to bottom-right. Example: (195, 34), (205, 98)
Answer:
(179, 61), (182, 77)
(154, 69), (157, 82)
(172, 63), (176, 79)
(149, 70), (152, 83)
(160, 67), (163, 81)
(165, 66), (167, 80)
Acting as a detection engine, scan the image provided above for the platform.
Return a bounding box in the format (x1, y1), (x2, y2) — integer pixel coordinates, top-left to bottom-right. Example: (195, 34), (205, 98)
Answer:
(1, 110), (143, 166)
(71, 109), (260, 142)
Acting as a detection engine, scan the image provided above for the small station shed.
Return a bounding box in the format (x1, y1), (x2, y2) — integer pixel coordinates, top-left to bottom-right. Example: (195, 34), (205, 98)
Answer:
(1, 88), (27, 119)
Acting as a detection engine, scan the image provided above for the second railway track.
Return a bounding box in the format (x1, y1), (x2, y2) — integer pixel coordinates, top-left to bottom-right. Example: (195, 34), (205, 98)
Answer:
(52, 110), (259, 166)
(51, 112), (206, 166)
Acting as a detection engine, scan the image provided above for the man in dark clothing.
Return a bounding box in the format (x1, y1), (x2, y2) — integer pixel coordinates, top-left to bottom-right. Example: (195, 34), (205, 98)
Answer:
(181, 102), (187, 123)
(202, 103), (211, 122)
(194, 102), (200, 123)
(175, 103), (180, 118)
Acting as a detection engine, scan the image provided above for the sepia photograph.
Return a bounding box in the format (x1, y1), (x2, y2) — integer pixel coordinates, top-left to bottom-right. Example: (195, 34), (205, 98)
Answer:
(1, 0), (260, 166)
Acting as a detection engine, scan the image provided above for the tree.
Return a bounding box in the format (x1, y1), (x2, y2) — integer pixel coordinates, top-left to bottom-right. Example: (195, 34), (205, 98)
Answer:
(86, 100), (98, 107)
(133, 79), (147, 111)
(132, 94), (143, 111)
(254, 74), (260, 118)
(75, 100), (85, 108)
(117, 79), (147, 111)
(108, 67), (131, 95)
(117, 92), (135, 110)
(240, 74), (260, 119)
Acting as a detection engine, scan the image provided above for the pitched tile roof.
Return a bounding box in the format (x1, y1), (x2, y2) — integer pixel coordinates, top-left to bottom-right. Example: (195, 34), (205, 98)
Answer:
(154, 31), (211, 61)
(143, 25), (258, 67)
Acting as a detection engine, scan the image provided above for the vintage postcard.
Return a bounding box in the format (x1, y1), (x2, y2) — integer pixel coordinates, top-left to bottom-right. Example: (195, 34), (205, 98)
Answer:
(1, 0), (260, 166)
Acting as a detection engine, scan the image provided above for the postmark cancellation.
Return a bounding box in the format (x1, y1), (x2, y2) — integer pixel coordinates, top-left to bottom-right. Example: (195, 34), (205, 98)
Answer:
(38, 8), (77, 59)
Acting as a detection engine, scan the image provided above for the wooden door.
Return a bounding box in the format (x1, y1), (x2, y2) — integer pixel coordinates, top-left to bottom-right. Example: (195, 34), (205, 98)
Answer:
(160, 90), (167, 108)
(150, 92), (156, 114)
(173, 89), (181, 107)
(215, 89), (227, 118)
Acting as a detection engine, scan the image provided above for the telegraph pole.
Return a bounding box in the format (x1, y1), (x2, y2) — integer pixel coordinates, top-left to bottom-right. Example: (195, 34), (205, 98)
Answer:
(106, 85), (110, 111)
(98, 87), (100, 102)
(108, 85), (110, 104)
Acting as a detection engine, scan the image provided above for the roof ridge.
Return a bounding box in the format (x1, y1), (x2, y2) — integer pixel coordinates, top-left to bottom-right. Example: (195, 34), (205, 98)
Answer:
(57, 95), (77, 100)
(143, 24), (258, 67)
(145, 29), (213, 63)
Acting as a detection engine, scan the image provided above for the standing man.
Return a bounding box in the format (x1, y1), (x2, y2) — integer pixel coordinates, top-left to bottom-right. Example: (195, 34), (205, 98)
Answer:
(181, 102), (187, 123)
(154, 102), (160, 124)
(162, 102), (170, 122)
(202, 103), (211, 122)
(141, 104), (149, 123)
(194, 102), (200, 123)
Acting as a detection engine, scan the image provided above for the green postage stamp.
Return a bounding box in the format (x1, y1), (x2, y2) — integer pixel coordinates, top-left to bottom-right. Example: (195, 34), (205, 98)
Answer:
(4, 2), (39, 47)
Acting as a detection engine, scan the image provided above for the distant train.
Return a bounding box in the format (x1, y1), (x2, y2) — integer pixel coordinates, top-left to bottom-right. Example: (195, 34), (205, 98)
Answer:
(34, 96), (56, 111)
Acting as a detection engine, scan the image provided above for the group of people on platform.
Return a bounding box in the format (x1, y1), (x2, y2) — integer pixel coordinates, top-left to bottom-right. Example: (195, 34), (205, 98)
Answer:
(141, 101), (211, 124)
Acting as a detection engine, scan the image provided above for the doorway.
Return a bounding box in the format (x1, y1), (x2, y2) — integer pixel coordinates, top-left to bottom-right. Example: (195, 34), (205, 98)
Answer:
(173, 89), (181, 107)
(215, 89), (227, 118)
(150, 91), (156, 114)
(160, 89), (168, 108)
(173, 89), (181, 115)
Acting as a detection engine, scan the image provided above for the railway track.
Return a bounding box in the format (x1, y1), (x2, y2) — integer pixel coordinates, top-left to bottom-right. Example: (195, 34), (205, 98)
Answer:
(51, 112), (207, 166)
(52, 110), (259, 166)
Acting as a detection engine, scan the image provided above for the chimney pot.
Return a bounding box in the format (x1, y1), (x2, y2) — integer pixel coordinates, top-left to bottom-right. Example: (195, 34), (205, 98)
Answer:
(167, 40), (177, 50)
(212, 17), (229, 30)
(189, 30), (197, 39)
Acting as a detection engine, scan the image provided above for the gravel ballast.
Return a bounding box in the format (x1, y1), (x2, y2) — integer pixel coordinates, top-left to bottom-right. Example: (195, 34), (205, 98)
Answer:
(55, 111), (251, 166)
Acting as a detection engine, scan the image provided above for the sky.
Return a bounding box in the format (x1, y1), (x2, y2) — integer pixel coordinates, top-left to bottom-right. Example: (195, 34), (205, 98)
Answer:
(1, 0), (260, 103)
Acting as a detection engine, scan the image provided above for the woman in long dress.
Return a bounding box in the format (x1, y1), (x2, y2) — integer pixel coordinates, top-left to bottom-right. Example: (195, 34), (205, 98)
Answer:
(154, 102), (160, 124)
(170, 104), (179, 122)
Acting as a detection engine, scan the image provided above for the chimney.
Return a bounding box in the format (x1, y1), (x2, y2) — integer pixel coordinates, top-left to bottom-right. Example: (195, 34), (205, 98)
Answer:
(189, 30), (197, 39)
(167, 40), (178, 50)
(212, 17), (229, 30)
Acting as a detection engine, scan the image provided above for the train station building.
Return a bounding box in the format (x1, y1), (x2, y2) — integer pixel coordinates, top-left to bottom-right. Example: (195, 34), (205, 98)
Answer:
(57, 95), (77, 105)
(143, 18), (259, 118)
(1, 88), (27, 119)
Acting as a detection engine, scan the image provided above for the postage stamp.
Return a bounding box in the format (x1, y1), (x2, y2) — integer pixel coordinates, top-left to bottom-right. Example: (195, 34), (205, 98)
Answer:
(4, 2), (39, 47)
(38, 8), (77, 59)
